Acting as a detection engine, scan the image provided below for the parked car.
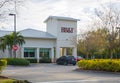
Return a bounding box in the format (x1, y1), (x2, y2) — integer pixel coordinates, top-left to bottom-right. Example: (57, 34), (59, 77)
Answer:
(76, 56), (84, 61)
(56, 55), (76, 65)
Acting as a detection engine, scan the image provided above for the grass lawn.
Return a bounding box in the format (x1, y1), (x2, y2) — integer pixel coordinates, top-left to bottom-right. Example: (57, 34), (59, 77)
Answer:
(0, 76), (15, 83)
(0, 76), (30, 83)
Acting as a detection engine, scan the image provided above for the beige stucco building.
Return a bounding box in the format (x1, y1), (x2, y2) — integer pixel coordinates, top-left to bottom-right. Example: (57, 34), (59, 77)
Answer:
(0, 16), (79, 62)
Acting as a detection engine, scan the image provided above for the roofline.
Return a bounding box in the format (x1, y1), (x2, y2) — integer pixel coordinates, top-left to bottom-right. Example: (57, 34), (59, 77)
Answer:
(19, 28), (44, 32)
(44, 16), (80, 23)
(24, 37), (56, 39)
(0, 28), (57, 39)
(0, 35), (56, 39)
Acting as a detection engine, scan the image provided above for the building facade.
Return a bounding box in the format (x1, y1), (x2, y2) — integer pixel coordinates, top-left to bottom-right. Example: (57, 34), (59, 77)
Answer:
(0, 16), (79, 62)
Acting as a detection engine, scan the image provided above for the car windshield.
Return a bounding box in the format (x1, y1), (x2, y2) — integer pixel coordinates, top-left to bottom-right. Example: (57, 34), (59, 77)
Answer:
(66, 56), (75, 59)
(77, 56), (83, 58)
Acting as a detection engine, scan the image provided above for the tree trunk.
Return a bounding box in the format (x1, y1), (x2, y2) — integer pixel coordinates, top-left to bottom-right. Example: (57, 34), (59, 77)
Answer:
(86, 52), (89, 59)
(110, 50), (113, 59)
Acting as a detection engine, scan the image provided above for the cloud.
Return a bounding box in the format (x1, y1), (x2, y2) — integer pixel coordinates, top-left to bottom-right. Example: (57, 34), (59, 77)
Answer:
(2, 0), (120, 33)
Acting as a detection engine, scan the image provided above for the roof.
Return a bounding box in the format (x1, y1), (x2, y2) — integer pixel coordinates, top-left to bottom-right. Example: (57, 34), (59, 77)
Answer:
(0, 30), (12, 37)
(0, 28), (56, 39)
(44, 16), (80, 23)
(20, 28), (56, 39)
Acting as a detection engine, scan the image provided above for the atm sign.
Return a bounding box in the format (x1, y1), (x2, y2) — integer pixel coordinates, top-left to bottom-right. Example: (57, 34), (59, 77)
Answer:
(61, 27), (74, 33)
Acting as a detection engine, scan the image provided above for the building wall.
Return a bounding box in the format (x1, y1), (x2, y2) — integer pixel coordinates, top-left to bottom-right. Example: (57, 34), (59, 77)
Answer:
(23, 38), (56, 48)
(0, 16), (78, 62)
(0, 49), (9, 58)
(46, 18), (58, 37)
(46, 18), (77, 58)
(46, 19), (77, 47)
(0, 38), (56, 59)
(57, 20), (77, 47)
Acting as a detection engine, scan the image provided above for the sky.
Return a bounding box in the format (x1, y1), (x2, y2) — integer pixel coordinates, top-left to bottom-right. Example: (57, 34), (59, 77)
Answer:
(1, 0), (120, 33)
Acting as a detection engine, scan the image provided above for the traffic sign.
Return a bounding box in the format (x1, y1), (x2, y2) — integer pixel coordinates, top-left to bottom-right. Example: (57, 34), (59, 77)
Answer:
(12, 45), (18, 51)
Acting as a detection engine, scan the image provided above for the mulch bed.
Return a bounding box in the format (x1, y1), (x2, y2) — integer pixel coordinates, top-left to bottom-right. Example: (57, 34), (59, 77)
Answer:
(0, 76), (31, 83)
(0, 76), (9, 79)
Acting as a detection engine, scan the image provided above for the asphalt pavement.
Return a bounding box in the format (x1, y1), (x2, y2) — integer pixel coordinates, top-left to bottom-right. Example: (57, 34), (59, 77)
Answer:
(2, 63), (120, 83)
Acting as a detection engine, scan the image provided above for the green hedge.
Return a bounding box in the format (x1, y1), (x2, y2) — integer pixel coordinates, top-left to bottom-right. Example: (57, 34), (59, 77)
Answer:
(26, 58), (51, 63)
(7, 58), (30, 66)
(77, 59), (120, 72)
(26, 59), (37, 63)
(13, 80), (30, 83)
(0, 79), (30, 83)
(40, 57), (51, 63)
(0, 59), (7, 73)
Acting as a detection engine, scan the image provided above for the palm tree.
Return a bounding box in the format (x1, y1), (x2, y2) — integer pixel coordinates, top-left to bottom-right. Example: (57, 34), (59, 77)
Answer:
(0, 32), (25, 58)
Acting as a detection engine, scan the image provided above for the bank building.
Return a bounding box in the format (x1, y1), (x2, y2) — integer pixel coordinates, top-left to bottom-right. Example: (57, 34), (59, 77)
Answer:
(0, 16), (79, 62)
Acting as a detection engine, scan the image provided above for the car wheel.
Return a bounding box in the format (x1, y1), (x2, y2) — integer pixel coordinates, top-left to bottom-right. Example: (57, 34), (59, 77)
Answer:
(73, 63), (76, 65)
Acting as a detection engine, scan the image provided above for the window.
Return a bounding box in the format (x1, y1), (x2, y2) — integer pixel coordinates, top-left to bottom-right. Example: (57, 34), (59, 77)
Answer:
(24, 48), (36, 58)
(39, 48), (50, 58)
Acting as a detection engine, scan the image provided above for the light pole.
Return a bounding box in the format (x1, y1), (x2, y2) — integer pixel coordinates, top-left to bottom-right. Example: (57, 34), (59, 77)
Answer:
(9, 13), (16, 58)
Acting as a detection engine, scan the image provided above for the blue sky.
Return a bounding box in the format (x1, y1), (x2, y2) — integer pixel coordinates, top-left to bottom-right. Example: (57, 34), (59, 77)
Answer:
(1, 0), (120, 33)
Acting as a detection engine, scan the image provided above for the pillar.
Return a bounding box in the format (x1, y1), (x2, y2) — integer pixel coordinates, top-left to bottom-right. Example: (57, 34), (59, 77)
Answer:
(51, 47), (54, 63)
(60, 48), (62, 56)
(56, 47), (60, 59)
(72, 47), (77, 58)
(63, 48), (67, 55)
(21, 47), (24, 58)
(36, 48), (39, 63)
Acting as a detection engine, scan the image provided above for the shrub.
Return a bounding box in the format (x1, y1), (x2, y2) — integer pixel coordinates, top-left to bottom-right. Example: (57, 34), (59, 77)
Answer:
(40, 57), (51, 63)
(13, 80), (31, 83)
(0, 79), (30, 83)
(7, 58), (30, 66)
(0, 79), (15, 83)
(26, 59), (37, 63)
(0, 59), (7, 73)
(77, 59), (120, 72)
(26, 58), (52, 63)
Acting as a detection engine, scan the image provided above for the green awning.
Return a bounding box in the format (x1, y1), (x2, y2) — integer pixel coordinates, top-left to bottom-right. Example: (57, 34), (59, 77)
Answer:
(24, 48), (35, 52)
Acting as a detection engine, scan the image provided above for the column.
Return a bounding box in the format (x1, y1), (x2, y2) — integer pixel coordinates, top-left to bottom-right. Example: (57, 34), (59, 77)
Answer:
(21, 47), (24, 58)
(63, 48), (67, 55)
(72, 47), (77, 58)
(36, 48), (39, 63)
(56, 47), (60, 59)
(51, 47), (54, 63)
(60, 48), (62, 56)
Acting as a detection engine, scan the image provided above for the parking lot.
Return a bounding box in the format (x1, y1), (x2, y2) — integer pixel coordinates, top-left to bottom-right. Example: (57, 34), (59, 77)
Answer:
(2, 63), (120, 83)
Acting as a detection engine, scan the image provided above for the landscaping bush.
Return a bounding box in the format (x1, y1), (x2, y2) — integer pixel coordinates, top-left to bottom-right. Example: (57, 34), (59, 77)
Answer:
(13, 80), (31, 83)
(77, 59), (120, 72)
(26, 59), (37, 63)
(0, 59), (7, 73)
(0, 79), (31, 83)
(40, 57), (51, 63)
(0, 79), (15, 83)
(26, 58), (52, 63)
(7, 58), (30, 66)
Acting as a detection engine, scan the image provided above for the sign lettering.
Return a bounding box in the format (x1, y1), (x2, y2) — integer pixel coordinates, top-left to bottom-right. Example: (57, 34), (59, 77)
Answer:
(61, 27), (74, 33)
